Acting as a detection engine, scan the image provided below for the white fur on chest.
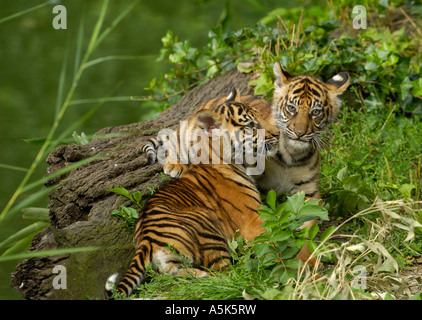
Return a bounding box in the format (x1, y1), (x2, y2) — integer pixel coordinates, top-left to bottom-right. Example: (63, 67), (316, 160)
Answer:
(257, 158), (297, 195)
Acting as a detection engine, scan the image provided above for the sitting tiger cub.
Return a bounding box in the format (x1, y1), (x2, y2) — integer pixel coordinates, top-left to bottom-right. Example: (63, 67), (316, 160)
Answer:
(142, 62), (349, 201)
(108, 93), (279, 296)
(257, 61), (349, 200)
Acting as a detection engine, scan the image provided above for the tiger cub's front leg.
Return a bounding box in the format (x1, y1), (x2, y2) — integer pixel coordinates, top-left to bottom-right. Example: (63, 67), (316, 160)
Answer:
(163, 163), (190, 178)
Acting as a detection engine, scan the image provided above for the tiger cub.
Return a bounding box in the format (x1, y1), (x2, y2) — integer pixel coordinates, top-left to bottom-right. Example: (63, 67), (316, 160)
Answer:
(110, 94), (279, 296)
(143, 90), (275, 179)
(139, 64), (349, 264)
(142, 62), (349, 201)
(256, 61), (350, 200)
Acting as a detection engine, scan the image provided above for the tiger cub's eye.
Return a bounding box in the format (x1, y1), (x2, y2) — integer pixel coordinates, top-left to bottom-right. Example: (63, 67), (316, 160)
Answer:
(245, 121), (253, 128)
(286, 104), (296, 113)
(311, 109), (322, 117)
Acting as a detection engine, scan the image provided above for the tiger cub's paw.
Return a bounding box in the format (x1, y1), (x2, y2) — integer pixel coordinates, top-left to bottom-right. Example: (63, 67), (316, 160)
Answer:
(163, 164), (187, 178)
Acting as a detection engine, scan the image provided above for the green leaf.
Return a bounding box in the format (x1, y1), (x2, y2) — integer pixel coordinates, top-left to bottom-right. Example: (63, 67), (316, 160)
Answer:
(122, 206), (139, 219)
(280, 246), (300, 259)
(411, 78), (422, 97)
(298, 205), (329, 221)
(320, 226), (336, 242)
(257, 205), (275, 219)
(132, 191), (143, 205)
(271, 230), (291, 242)
(319, 19), (341, 31)
(253, 243), (273, 257)
(285, 192), (305, 215)
(249, 72), (273, 95)
(410, 292), (422, 300)
(308, 240), (317, 253)
(266, 190), (277, 211)
(399, 184), (415, 198)
(399, 77), (413, 101)
(109, 187), (133, 201)
(261, 288), (284, 300)
(278, 210), (291, 225)
(262, 219), (281, 229)
(308, 223), (319, 240)
(283, 258), (301, 269)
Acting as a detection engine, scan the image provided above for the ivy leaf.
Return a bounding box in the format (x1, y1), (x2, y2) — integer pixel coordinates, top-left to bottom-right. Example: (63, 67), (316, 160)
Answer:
(249, 72), (273, 95)
(399, 77), (413, 101)
(411, 78), (422, 97)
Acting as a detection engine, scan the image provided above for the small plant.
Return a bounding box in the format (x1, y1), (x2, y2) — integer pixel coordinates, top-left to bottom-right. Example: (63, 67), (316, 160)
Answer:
(109, 187), (142, 230)
(323, 166), (375, 217)
(230, 191), (331, 291)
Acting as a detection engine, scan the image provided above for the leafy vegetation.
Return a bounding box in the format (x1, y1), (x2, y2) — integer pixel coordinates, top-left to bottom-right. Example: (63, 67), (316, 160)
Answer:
(109, 187), (143, 230)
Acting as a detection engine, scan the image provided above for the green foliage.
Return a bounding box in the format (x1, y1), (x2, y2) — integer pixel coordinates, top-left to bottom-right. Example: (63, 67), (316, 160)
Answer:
(323, 167), (375, 216)
(72, 131), (90, 146)
(230, 191), (329, 288)
(148, 3), (422, 116)
(109, 187), (142, 230)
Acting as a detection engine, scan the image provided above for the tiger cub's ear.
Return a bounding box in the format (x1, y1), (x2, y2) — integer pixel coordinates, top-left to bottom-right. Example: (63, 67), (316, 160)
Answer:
(226, 88), (241, 102)
(273, 61), (292, 91)
(195, 110), (223, 134)
(326, 72), (350, 96)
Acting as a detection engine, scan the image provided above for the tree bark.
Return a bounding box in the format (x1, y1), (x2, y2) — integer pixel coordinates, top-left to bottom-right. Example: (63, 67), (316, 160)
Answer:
(10, 68), (254, 300)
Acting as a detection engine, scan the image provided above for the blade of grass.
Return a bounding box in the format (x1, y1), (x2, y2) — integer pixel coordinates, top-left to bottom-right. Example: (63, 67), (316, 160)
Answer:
(55, 37), (69, 121)
(0, 234), (35, 257)
(0, 1), (51, 24)
(1, 187), (53, 223)
(22, 207), (50, 221)
(94, 0), (139, 50)
(84, 55), (150, 69)
(0, 163), (28, 172)
(0, 0), (110, 222)
(20, 153), (104, 195)
(69, 96), (135, 106)
(0, 246), (100, 262)
(73, 4), (85, 82)
(0, 221), (49, 250)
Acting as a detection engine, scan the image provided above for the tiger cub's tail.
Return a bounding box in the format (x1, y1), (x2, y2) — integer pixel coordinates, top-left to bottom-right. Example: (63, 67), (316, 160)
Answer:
(106, 245), (149, 297)
(141, 138), (160, 165)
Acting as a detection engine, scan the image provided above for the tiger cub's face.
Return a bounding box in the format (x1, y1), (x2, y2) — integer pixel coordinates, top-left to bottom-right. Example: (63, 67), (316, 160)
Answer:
(272, 61), (349, 151)
(194, 89), (279, 170)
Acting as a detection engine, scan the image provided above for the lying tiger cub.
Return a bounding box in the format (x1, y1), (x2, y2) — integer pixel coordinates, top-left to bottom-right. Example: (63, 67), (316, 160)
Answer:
(108, 92), (279, 296)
